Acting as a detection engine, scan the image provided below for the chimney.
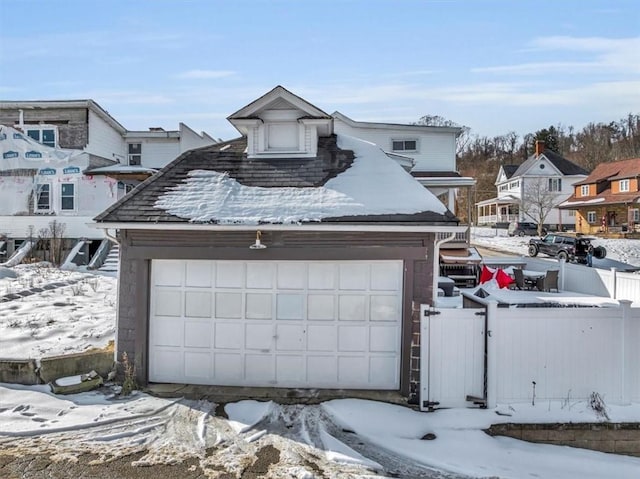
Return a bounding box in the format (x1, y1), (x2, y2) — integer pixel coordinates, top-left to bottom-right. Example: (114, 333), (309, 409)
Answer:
(535, 140), (545, 157)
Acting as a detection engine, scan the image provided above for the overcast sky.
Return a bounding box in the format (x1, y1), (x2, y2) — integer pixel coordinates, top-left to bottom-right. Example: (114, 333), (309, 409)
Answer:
(1, 0), (638, 141)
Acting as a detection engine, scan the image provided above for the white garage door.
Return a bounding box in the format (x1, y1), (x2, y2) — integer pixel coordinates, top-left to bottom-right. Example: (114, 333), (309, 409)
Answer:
(149, 260), (403, 389)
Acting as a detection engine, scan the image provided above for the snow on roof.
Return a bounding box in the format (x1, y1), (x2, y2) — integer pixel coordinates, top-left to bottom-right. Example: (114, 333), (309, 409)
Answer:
(0, 125), (86, 170)
(154, 135), (448, 224)
(559, 197), (606, 207)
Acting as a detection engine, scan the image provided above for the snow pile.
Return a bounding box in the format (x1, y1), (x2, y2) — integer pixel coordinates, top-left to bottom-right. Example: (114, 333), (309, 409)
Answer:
(155, 135), (447, 223)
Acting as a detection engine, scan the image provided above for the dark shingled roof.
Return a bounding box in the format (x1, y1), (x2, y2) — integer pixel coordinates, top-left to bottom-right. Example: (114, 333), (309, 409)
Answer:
(513, 150), (589, 177)
(502, 165), (519, 179)
(95, 134), (458, 225)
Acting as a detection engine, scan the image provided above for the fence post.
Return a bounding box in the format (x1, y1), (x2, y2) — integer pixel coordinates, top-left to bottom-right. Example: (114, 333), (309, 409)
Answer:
(559, 257), (566, 291)
(486, 300), (499, 409)
(611, 267), (618, 299)
(419, 304), (429, 411)
(620, 300), (632, 405)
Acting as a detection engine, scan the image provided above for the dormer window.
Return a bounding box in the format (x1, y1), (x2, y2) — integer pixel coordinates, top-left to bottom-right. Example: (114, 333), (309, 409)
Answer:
(580, 185), (590, 196)
(392, 139), (418, 152)
(620, 179), (630, 192)
(267, 122), (299, 151)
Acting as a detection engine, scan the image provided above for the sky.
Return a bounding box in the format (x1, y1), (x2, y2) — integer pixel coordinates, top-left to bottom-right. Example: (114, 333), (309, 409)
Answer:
(1, 0), (639, 141)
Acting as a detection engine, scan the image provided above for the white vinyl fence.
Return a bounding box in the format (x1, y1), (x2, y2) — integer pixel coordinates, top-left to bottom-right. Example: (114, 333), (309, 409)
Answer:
(421, 301), (640, 410)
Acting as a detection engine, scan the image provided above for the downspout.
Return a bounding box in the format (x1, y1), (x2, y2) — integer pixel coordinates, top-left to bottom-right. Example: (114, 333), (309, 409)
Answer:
(104, 228), (120, 245)
(432, 232), (457, 306)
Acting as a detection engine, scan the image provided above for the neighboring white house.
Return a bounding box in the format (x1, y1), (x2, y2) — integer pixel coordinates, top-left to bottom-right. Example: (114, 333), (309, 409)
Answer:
(332, 112), (475, 216)
(0, 100), (217, 261)
(476, 141), (589, 229)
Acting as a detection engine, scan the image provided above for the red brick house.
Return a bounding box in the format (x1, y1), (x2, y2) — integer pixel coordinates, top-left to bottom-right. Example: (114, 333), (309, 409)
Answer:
(559, 158), (640, 236)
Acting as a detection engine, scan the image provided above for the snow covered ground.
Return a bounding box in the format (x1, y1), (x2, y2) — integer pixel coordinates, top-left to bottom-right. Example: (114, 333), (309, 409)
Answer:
(1, 384), (639, 478)
(0, 263), (116, 359)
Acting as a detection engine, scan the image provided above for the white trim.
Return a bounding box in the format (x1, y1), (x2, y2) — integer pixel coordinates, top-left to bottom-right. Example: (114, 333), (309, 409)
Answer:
(416, 177), (476, 187)
(332, 111), (461, 135)
(91, 222), (468, 233)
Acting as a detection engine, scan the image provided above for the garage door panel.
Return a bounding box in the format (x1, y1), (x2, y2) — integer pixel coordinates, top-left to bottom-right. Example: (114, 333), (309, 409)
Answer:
(150, 260), (402, 389)
(245, 354), (275, 383)
(369, 356), (398, 386)
(370, 295), (400, 322)
(155, 290), (182, 317)
(369, 326), (398, 352)
(276, 356), (305, 383)
(338, 325), (368, 352)
(276, 294), (304, 320)
(339, 295), (366, 321)
(152, 350), (183, 381)
(184, 320), (212, 349)
(184, 352), (212, 379)
(277, 263), (306, 289)
(215, 323), (243, 349)
(185, 261), (214, 288)
(276, 324), (304, 351)
(215, 292), (242, 319)
(214, 353), (243, 380)
(246, 263), (274, 289)
(185, 291), (212, 318)
(307, 294), (334, 320)
(339, 263), (368, 290)
(307, 356), (337, 383)
(338, 356), (368, 384)
(153, 260), (183, 287)
(246, 323), (273, 350)
(216, 262), (243, 288)
(153, 318), (183, 347)
(370, 262), (402, 291)
(308, 263), (335, 290)
(246, 293), (272, 319)
(307, 324), (336, 351)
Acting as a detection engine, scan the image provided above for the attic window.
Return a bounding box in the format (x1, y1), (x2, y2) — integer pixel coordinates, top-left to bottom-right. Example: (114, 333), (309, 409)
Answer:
(267, 123), (299, 151)
(392, 139), (418, 152)
(539, 164), (545, 169)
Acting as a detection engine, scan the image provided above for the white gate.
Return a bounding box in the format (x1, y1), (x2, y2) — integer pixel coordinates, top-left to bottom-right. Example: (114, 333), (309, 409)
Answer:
(420, 306), (486, 410)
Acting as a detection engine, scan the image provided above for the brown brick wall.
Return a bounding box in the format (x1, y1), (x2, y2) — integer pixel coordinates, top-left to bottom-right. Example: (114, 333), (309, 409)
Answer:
(486, 423), (640, 457)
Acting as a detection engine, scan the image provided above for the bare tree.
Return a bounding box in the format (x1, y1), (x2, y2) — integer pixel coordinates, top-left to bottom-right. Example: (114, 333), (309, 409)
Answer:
(38, 220), (67, 265)
(520, 178), (561, 235)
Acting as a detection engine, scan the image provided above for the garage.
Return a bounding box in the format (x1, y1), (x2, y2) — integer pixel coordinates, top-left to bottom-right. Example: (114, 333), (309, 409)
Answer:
(149, 259), (403, 389)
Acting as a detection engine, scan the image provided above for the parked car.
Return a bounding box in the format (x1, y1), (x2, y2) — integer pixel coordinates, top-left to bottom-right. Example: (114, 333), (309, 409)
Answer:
(508, 221), (546, 237)
(528, 233), (606, 264)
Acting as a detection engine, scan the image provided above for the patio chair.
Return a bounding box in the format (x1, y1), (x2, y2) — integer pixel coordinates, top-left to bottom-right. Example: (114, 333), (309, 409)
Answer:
(536, 269), (559, 292)
(513, 268), (533, 290)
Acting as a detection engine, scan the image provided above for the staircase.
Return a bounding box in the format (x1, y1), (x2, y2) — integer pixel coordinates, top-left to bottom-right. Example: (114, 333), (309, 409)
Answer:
(99, 244), (120, 273)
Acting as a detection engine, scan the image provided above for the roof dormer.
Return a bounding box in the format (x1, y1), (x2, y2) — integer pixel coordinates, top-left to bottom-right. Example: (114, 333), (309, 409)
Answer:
(227, 86), (332, 159)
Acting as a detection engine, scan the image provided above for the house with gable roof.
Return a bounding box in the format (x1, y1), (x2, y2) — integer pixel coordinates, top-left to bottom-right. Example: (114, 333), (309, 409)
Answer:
(559, 157), (640, 236)
(93, 86), (465, 403)
(332, 111), (475, 218)
(0, 99), (216, 262)
(476, 141), (589, 229)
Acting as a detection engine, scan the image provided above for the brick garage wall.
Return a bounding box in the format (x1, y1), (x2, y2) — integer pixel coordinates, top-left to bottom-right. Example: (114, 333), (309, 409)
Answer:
(486, 423), (640, 457)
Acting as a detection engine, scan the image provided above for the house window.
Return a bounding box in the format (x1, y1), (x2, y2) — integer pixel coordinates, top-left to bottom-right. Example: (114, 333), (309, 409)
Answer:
(587, 211), (597, 223)
(509, 180), (520, 189)
(620, 179), (630, 192)
(35, 183), (51, 211)
(632, 209), (640, 223)
(128, 143), (142, 166)
(548, 178), (562, 192)
(581, 185), (590, 196)
(61, 183), (75, 210)
(25, 126), (57, 147)
(391, 139), (418, 152)
(499, 184), (509, 192)
(267, 123), (299, 151)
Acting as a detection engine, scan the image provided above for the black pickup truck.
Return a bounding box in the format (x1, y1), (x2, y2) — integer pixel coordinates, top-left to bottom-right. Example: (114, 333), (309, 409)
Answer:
(528, 233), (606, 264)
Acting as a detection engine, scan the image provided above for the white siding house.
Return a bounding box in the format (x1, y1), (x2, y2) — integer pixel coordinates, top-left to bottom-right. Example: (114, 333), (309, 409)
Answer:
(476, 142), (588, 229)
(332, 112), (474, 216)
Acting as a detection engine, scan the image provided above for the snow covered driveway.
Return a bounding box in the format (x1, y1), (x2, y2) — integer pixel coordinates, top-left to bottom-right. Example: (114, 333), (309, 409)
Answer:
(0, 385), (460, 479)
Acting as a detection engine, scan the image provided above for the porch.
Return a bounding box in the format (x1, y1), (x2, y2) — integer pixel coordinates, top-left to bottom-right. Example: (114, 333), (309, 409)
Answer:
(475, 195), (519, 226)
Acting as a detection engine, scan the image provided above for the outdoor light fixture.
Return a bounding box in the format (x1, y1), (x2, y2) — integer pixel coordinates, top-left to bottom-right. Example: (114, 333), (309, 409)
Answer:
(249, 230), (267, 250)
